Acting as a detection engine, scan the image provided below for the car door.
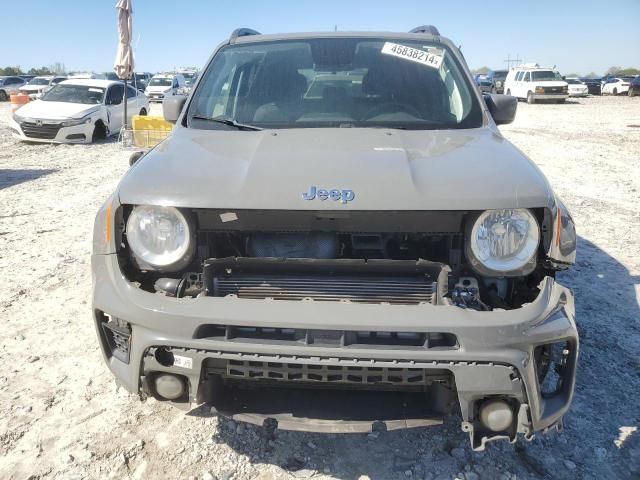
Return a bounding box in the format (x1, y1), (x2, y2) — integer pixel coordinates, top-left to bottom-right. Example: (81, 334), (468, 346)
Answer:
(105, 83), (125, 132)
(125, 85), (143, 119)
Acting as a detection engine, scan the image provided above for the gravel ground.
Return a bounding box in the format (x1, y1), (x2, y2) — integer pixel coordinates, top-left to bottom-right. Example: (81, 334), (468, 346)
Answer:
(0, 96), (638, 480)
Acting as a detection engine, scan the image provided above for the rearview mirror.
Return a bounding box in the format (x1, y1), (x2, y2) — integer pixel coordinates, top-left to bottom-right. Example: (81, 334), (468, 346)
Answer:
(163, 95), (187, 124)
(484, 94), (517, 126)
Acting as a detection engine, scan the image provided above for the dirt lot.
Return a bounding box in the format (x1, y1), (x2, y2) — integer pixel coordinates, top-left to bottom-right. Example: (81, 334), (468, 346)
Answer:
(0, 96), (639, 480)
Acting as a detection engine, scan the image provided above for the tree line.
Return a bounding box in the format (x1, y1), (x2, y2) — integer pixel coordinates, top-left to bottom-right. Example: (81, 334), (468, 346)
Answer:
(0, 62), (66, 76)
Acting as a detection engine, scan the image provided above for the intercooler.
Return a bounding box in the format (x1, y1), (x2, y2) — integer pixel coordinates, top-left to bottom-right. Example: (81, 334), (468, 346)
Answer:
(203, 257), (448, 305)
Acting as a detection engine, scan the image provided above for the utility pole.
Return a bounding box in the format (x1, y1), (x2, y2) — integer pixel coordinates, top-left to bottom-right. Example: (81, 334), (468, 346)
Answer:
(504, 53), (521, 69)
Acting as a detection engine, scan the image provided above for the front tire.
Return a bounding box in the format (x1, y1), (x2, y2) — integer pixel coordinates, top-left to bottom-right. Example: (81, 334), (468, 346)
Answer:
(0, 90), (7, 101)
(91, 122), (106, 143)
(613, 87), (618, 95)
(527, 91), (535, 104)
(139, 108), (147, 116)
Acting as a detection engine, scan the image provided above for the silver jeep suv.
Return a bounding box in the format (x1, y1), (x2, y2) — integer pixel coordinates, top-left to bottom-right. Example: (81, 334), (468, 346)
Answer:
(92, 26), (578, 450)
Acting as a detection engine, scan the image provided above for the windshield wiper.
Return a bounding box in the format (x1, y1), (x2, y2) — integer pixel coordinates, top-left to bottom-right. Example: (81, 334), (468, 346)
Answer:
(190, 115), (263, 131)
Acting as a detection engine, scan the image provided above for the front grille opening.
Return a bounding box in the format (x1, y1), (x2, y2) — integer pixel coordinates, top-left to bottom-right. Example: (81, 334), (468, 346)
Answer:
(194, 325), (458, 350)
(535, 341), (572, 398)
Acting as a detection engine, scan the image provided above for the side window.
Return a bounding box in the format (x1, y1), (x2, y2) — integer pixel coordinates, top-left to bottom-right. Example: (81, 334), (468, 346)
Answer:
(106, 84), (124, 105)
(515, 71), (522, 81)
(126, 86), (138, 97)
(524, 72), (531, 82)
(7, 77), (21, 84)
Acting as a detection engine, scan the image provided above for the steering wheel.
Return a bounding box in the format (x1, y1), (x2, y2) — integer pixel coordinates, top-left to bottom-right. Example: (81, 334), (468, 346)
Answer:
(363, 102), (422, 120)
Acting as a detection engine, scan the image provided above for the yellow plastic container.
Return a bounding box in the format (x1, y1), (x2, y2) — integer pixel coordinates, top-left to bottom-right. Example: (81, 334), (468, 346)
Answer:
(131, 115), (172, 148)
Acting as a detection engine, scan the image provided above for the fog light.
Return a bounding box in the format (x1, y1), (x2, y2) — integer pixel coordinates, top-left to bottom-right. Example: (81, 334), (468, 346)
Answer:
(154, 373), (185, 400)
(479, 399), (513, 432)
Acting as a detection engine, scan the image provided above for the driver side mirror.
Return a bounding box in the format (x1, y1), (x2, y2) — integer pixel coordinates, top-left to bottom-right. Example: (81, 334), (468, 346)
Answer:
(163, 95), (187, 123)
(484, 94), (517, 126)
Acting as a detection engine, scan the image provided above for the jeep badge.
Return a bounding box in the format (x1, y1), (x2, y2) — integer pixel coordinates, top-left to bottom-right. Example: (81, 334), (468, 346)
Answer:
(302, 186), (355, 204)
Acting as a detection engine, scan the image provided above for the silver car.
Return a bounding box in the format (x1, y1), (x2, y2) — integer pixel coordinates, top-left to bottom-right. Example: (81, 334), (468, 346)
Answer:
(0, 76), (27, 101)
(92, 26), (578, 451)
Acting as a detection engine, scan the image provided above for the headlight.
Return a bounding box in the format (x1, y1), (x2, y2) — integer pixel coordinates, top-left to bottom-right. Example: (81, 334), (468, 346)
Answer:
(126, 205), (195, 271)
(12, 112), (24, 123)
(467, 209), (540, 276)
(61, 116), (92, 127)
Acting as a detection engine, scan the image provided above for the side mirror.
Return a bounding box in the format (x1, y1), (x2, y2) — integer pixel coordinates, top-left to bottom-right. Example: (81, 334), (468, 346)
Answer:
(163, 95), (187, 124)
(484, 94), (517, 126)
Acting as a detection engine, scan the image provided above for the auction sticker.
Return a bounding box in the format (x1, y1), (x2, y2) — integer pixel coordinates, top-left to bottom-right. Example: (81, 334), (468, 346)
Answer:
(381, 42), (443, 69)
(173, 354), (193, 369)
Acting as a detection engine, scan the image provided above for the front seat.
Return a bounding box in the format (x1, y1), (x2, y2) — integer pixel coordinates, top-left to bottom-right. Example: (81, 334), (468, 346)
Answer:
(251, 60), (307, 123)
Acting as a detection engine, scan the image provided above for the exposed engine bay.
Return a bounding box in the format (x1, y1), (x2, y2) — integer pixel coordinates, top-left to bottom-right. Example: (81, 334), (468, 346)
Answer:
(118, 208), (558, 311)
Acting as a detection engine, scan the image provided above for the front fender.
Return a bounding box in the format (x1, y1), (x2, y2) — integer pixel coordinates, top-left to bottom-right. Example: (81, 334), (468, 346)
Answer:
(546, 197), (577, 268)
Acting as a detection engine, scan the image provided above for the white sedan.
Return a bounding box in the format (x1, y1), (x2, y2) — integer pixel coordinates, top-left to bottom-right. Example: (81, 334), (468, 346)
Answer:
(602, 77), (632, 96)
(565, 78), (589, 97)
(10, 79), (149, 144)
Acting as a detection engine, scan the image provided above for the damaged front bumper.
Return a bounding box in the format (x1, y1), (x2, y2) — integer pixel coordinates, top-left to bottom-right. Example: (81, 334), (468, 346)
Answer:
(92, 253), (578, 450)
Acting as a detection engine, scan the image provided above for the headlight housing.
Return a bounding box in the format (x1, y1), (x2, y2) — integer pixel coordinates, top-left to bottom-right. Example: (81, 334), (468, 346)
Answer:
(61, 115), (92, 127)
(126, 205), (195, 271)
(466, 209), (540, 276)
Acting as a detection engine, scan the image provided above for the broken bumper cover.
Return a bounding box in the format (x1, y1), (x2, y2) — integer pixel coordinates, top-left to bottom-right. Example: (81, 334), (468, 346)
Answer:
(92, 254), (578, 450)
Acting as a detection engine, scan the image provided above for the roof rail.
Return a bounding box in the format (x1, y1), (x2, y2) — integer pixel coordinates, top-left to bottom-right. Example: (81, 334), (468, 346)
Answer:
(230, 28), (262, 43)
(409, 25), (440, 36)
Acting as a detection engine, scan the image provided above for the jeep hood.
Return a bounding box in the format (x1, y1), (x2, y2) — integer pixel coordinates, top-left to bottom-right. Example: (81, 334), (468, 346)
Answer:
(118, 127), (555, 211)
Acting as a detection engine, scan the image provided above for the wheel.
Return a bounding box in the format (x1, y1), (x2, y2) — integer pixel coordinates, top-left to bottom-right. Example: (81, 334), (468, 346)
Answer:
(139, 108), (147, 116)
(0, 90), (7, 101)
(527, 91), (535, 104)
(91, 122), (106, 143)
(630, 88), (636, 97)
(613, 88), (617, 95)
(506, 89), (511, 96)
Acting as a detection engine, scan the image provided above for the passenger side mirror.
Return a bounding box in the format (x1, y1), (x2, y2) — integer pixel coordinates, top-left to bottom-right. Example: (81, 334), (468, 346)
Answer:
(163, 95), (187, 124)
(484, 94), (517, 126)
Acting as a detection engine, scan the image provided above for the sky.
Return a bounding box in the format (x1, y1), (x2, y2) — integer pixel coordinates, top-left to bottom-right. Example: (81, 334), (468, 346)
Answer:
(2, 0), (639, 76)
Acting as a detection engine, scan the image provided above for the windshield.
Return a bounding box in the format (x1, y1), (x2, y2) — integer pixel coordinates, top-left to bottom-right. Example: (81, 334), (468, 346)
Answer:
(183, 73), (196, 85)
(188, 38), (481, 130)
(566, 79), (582, 84)
(29, 77), (51, 86)
(42, 84), (105, 104)
(491, 71), (507, 80)
(531, 70), (562, 81)
(149, 77), (172, 87)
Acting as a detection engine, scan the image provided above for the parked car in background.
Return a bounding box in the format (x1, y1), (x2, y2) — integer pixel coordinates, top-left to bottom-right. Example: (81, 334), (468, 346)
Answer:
(602, 77), (633, 95)
(504, 64), (568, 104)
(145, 73), (185, 102)
(104, 72), (147, 92)
(19, 76), (67, 99)
(580, 78), (602, 95)
(486, 69), (508, 94)
(628, 76), (640, 97)
(565, 78), (588, 97)
(18, 75), (35, 82)
(0, 76), (27, 101)
(475, 76), (493, 94)
(133, 72), (153, 91)
(9, 79), (149, 144)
